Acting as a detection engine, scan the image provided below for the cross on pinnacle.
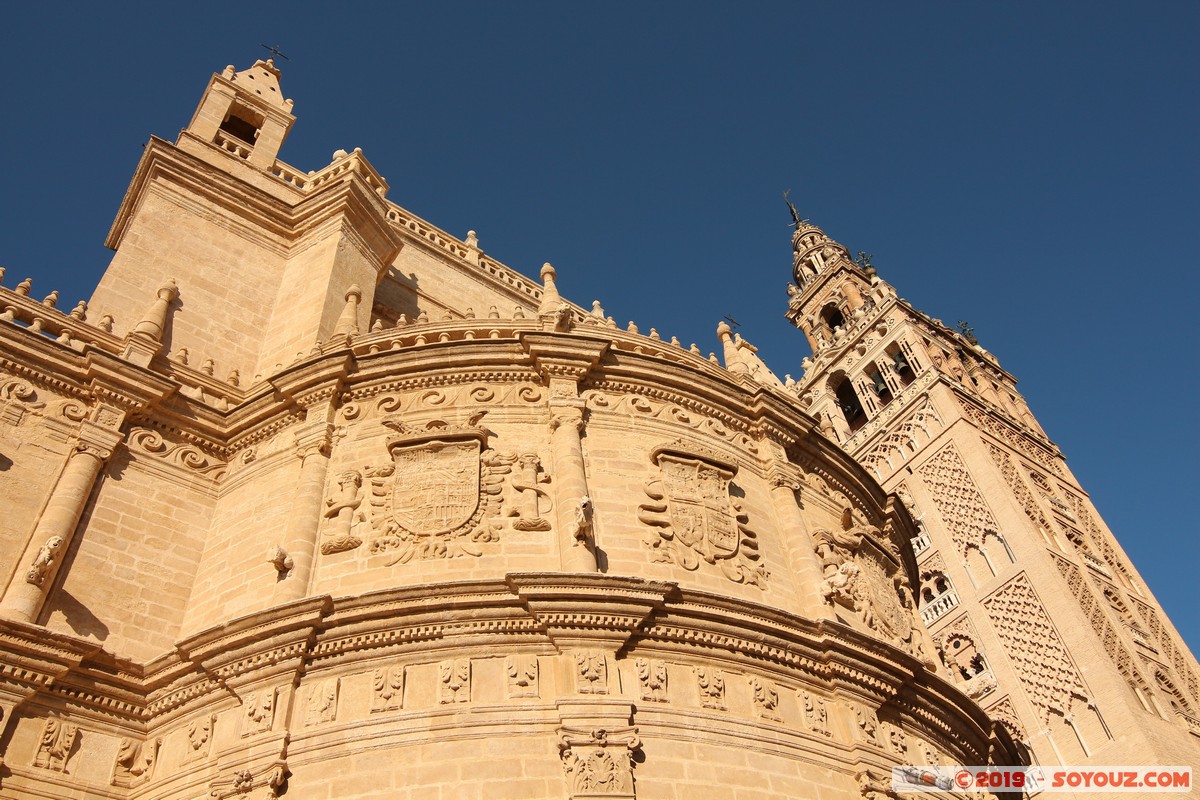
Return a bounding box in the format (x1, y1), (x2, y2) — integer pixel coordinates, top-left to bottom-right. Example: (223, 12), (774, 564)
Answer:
(260, 44), (290, 62)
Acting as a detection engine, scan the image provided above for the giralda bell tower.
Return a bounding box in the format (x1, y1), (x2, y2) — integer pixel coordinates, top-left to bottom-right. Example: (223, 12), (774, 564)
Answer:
(783, 208), (1200, 770)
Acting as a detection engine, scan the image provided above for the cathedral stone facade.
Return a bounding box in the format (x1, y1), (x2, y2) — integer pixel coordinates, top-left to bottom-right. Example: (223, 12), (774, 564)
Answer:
(0, 60), (1193, 799)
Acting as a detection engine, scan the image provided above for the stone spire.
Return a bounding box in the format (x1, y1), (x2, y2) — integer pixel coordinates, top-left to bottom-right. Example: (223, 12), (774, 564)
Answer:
(791, 215), (851, 291)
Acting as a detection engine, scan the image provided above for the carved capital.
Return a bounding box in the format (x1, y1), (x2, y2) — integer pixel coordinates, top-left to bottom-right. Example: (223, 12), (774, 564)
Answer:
(75, 420), (124, 462)
(558, 726), (641, 799)
(550, 406), (585, 434)
(294, 423), (334, 460)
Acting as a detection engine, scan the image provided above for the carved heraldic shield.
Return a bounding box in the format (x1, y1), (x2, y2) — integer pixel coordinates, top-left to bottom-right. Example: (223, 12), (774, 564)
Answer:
(638, 440), (767, 587)
(367, 417), (506, 563)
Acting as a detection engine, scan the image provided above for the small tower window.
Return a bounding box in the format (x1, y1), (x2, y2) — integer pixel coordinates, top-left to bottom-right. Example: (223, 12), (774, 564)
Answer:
(834, 377), (866, 432)
(887, 344), (916, 387)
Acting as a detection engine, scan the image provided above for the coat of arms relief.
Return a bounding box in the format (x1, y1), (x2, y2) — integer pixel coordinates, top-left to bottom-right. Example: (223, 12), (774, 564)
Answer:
(320, 416), (553, 564)
(814, 507), (928, 662)
(638, 441), (768, 587)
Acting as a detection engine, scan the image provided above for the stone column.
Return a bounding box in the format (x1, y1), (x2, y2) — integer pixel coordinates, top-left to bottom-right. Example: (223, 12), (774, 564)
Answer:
(521, 332), (610, 574)
(274, 419), (334, 602)
(841, 281), (865, 312)
(768, 466), (833, 620)
(0, 420), (122, 623)
(550, 400), (597, 572)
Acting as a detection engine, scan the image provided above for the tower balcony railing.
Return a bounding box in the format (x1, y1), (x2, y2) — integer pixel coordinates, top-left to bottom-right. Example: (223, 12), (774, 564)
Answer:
(919, 589), (959, 626)
(213, 129), (252, 160)
(1177, 710), (1200, 738)
(910, 530), (932, 558)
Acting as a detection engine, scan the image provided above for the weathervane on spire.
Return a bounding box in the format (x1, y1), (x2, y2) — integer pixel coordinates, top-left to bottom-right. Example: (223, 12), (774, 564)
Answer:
(783, 190), (805, 228)
(260, 44), (290, 62)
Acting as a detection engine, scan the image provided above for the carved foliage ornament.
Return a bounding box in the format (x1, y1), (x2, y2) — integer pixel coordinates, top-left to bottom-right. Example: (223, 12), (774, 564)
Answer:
(112, 737), (160, 788)
(363, 416), (548, 563)
(34, 717), (78, 773)
(638, 441), (767, 587)
(372, 665), (405, 712)
(634, 658), (668, 703)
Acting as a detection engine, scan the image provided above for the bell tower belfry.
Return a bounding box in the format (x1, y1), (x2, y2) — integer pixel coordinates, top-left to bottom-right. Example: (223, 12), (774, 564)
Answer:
(785, 208), (1200, 769)
(89, 59), (403, 382)
(184, 59), (296, 169)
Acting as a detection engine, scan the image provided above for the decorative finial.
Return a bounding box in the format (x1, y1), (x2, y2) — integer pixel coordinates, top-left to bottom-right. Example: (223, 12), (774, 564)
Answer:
(332, 285), (363, 338)
(537, 263), (570, 332)
(131, 279), (179, 341)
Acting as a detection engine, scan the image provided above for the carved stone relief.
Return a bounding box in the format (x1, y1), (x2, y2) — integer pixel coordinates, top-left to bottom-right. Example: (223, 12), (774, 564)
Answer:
(33, 717), (78, 772)
(112, 737), (160, 787)
(881, 719), (907, 756)
(439, 658), (471, 704)
(802, 690), (831, 737)
(695, 667), (726, 710)
(634, 658), (668, 703)
(814, 511), (927, 661)
(184, 714), (215, 763)
(638, 441), (767, 587)
(575, 652), (609, 695)
(305, 677), (339, 726)
(242, 687), (278, 737)
(916, 442), (998, 553)
(321, 470), (365, 554)
(506, 454), (552, 531)
(372, 665), (405, 712)
(505, 655), (539, 699)
(364, 418), (550, 563)
(25, 536), (64, 586)
(983, 574), (1089, 723)
(559, 726), (641, 799)
(855, 705), (880, 747)
(749, 676), (781, 721)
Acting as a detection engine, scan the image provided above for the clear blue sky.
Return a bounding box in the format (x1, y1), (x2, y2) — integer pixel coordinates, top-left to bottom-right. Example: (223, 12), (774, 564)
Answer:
(1, 3), (1196, 652)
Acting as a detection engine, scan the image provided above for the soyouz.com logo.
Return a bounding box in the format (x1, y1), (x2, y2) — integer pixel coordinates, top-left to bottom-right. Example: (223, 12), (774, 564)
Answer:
(892, 765), (1192, 793)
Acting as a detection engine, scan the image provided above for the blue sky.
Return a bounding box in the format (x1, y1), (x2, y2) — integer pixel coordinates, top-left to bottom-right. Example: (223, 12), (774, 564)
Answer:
(1, 3), (1197, 652)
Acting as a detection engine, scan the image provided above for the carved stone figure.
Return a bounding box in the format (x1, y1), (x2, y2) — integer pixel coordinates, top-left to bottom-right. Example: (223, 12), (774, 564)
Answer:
(26, 536), (64, 586)
(321, 469), (365, 554)
(639, 441), (767, 587)
(34, 717), (78, 772)
(439, 658), (471, 704)
(372, 665), (405, 712)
